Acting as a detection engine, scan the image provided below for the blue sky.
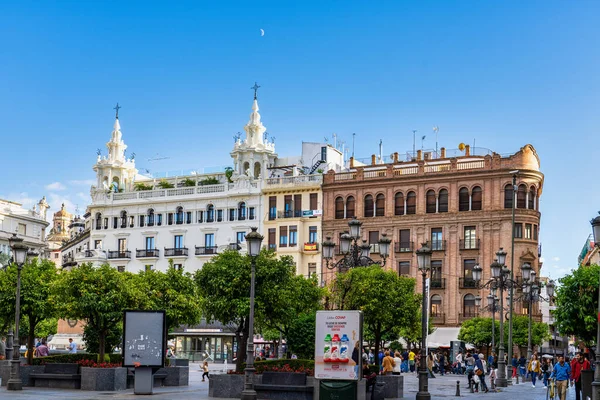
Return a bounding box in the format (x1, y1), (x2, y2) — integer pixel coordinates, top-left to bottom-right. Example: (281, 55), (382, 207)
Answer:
(0, 1), (598, 278)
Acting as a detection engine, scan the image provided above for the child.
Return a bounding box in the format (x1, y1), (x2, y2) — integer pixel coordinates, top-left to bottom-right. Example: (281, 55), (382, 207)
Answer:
(202, 361), (210, 382)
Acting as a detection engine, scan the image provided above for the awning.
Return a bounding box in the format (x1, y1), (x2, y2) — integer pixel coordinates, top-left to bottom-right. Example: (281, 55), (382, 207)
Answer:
(426, 327), (461, 348)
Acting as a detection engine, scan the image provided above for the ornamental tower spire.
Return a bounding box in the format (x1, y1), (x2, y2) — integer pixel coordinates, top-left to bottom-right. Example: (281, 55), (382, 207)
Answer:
(244, 82), (266, 147)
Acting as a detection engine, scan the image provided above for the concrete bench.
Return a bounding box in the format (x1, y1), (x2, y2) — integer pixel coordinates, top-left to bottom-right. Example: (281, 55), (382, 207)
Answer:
(254, 371), (312, 400)
(30, 363), (81, 389)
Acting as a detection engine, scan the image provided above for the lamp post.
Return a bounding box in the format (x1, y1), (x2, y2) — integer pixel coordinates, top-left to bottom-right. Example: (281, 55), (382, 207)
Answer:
(241, 227), (263, 400)
(416, 243), (432, 400)
(507, 171), (519, 385)
(6, 233), (28, 391)
(473, 248), (511, 387)
(591, 213), (600, 400)
(321, 217), (390, 271)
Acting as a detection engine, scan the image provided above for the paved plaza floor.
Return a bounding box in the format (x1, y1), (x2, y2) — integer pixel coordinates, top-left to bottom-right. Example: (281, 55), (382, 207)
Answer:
(0, 365), (582, 399)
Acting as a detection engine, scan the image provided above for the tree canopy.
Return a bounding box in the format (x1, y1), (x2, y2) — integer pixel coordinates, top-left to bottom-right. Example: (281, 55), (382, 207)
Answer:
(458, 315), (549, 350)
(553, 264), (599, 345)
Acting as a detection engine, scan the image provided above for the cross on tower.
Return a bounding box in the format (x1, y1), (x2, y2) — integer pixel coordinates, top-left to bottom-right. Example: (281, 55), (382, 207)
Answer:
(251, 82), (260, 100)
(114, 103), (121, 119)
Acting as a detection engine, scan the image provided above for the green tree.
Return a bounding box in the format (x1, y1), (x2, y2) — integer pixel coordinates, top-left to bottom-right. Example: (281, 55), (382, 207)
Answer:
(0, 258), (59, 364)
(199, 176), (220, 186)
(285, 312), (317, 359)
(224, 167), (234, 183)
(458, 315), (548, 351)
(331, 266), (419, 368)
(399, 305), (432, 351)
(157, 180), (175, 189)
(83, 324), (122, 356)
(51, 263), (147, 361)
(553, 264), (599, 345)
(195, 250), (298, 372)
(509, 315), (550, 347)
(138, 261), (202, 332)
(458, 317), (497, 349)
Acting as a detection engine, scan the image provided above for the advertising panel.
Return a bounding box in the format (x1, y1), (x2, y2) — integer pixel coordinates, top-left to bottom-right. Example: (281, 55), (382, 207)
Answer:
(122, 310), (166, 368)
(314, 310), (362, 380)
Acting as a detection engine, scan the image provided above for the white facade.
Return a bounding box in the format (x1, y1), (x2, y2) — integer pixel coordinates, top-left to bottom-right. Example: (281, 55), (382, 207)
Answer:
(0, 197), (50, 259)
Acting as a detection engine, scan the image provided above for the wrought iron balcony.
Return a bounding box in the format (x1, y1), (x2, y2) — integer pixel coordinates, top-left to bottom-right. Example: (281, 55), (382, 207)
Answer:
(195, 246), (218, 255)
(108, 251), (131, 259)
(430, 240), (446, 251)
(460, 239), (480, 250)
(459, 312), (479, 321)
(84, 250), (95, 258)
(136, 249), (160, 258)
(303, 242), (319, 252)
(164, 248), (188, 257)
(430, 313), (445, 325)
(430, 278), (445, 289)
(459, 277), (478, 289)
(394, 241), (414, 253)
(278, 210), (303, 218)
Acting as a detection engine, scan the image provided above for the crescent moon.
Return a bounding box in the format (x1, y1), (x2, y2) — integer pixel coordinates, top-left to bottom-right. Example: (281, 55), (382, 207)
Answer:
(260, 29), (265, 37)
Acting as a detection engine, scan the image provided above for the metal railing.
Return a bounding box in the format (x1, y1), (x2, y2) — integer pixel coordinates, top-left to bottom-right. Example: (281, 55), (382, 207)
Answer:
(430, 313), (445, 325)
(430, 278), (445, 289)
(164, 248), (189, 257)
(459, 277), (478, 289)
(459, 312), (479, 321)
(195, 246), (218, 255)
(136, 249), (160, 258)
(430, 240), (446, 251)
(394, 241), (413, 253)
(460, 239), (480, 250)
(108, 251), (131, 259)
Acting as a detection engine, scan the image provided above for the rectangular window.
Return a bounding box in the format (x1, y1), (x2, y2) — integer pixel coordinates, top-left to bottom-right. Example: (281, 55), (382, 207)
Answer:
(103, 218), (108, 229)
(168, 213), (173, 225)
(174, 235), (183, 249)
(280, 226), (288, 247)
(309, 226), (318, 243)
(369, 231), (380, 253)
(289, 226), (298, 246)
(463, 259), (477, 282)
(129, 216), (135, 227)
(157, 214), (162, 226)
(525, 224), (532, 240)
(205, 233), (215, 247)
(269, 196), (277, 220)
(533, 224), (538, 241)
(139, 215), (145, 227)
(117, 266), (125, 273)
(173, 264), (183, 271)
(308, 263), (317, 278)
(431, 228), (443, 251)
(118, 238), (127, 251)
(284, 195), (293, 217)
(145, 237), (155, 250)
(249, 207), (255, 220)
(310, 193), (318, 210)
(144, 265), (153, 272)
(431, 260), (442, 287)
(268, 228), (276, 250)
(54, 253), (59, 259)
(198, 211), (204, 223)
(398, 261), (410, 276)
(94, 240), (102, 249)
(463, 226), (477, 249)
(113, 217), (118, 229)
(236, 232), (245, 243)
(217, 209), (223, 222)
(294, 194), (302, 217)
(321, 146), (327, 161)
(399, 229), (411, 252)
(229, 208), (236, 221)
(186, 212), (192, 224)
(514, 223), (523, 239)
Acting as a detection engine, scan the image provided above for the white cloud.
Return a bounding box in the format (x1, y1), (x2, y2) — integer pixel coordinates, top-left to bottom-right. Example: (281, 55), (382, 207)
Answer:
(552, 256), (560, 262)
(45, 182), (66, 191)
(0, 192), (35, 209)
(47, 194), (76, 215)
(68, 179), (96, 186)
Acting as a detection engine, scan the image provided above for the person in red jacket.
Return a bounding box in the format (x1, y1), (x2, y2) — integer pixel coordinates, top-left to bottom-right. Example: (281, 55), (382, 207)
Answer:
(570, 351), (591, 400)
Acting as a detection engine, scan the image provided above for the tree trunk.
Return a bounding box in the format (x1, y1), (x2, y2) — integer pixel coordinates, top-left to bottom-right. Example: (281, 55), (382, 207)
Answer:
(98, 330), (106, 362)
(235, 318), (248, 372)
(374, 325), (381, 369)
(27, 316), (36, 365)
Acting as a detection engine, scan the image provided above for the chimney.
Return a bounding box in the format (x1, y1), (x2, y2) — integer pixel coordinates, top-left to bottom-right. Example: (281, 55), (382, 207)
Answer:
(440, 147), (446, 158)
(417, 150), (422, 161)
(349, 157), (354, 168)
(371, 154), (376, 165)
(393, 152), (399, 163)
(465, 145), (470, 156)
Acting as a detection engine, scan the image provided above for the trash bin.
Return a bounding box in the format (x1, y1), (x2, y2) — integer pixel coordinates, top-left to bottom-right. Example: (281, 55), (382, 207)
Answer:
(581, 370), (593, 400)
(371, 381), (386, 400)
(319, 380), (357, 400)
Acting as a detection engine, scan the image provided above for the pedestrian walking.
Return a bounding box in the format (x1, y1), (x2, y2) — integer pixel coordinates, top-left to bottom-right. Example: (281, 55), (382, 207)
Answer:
(475, 353), (489, 393)
(528, 354), (541, 387)
(518, 354), (527, 378)
(570, 352), (591, 400)
(392, 351), (402, 375)
(550, 355), (571, 400)
(427, 353), (436, 378)
(542, 357), (553, 388)
(36, 339), (50, 357)
(511, 354), (518, 379)
(456, 351), (463, 374)
(68, 338), (77, 354)
(465, 352), (475, 391)
(408, 349), (416, 373)
(438, 351), (446, 376)
(381, 351), (395, 375)
(201, 361), (209, 381)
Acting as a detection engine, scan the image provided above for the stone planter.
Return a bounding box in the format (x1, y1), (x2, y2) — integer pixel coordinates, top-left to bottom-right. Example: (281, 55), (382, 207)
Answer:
(158, 366), (189, 386)
(81, 367), (127, 391)
(0, 363), (44, 387)
(209, 373), (245, 398)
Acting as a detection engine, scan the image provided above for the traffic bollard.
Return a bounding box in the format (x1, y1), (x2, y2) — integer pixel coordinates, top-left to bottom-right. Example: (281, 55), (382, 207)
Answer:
(456, 380), (460, 396)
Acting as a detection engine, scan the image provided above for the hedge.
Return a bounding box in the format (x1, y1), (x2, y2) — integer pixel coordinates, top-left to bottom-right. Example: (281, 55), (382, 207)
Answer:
(30, 353), (123, 365)
(241, 359), (315, 376)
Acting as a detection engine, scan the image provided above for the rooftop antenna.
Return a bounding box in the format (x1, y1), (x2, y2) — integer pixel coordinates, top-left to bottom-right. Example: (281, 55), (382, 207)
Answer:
(352, 133), (356, 158)
(421, 135), (426, 152)
(379, 139), (383, 164)
(332, 133), (337, 149)
(433, 126), (439, 158)
(412, 130), (417, 160)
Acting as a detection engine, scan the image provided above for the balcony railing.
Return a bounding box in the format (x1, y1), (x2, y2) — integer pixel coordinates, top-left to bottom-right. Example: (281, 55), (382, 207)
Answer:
(460, 239), (480, 250)
(268, 244), (277, 251)
(278, 210), (303, 218)
(459, 312), (479, 321)
(430, 278), (445, 289)
(459, 277), (478, 289)
(108, 251), (131, 259)
(394, 241), (414, 253)
(430, 313), (445, 325)
(164, 248), (188, 257)
(303, 242), (319, 252)
(84, 250), (95, 258)
(430, 240), (446, 251)
(195, 246), (218, 255)
(136, 249), (160, 258)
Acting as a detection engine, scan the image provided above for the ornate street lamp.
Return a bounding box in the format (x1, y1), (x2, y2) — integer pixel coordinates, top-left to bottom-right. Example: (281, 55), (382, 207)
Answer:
(592, 212), (600, 400)
(416, 243), (432, 400)
(241, 227), (263, 400)
(6, 234), (29, 391)
(322, 217), (390, 271)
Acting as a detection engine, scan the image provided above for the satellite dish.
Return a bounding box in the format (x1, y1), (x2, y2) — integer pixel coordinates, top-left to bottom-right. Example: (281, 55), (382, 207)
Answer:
(458, 143), (466, 151)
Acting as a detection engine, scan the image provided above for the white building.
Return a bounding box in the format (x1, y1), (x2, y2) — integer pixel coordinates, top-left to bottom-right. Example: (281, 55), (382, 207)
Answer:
(0, 197), (50, 259)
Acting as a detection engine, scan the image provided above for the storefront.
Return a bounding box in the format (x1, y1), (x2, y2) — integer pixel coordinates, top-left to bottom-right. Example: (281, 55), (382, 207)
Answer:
(170, 320), (238, 363)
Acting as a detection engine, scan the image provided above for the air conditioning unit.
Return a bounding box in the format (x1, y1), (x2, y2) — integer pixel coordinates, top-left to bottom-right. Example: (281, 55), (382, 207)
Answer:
(424, 152), (433, 160)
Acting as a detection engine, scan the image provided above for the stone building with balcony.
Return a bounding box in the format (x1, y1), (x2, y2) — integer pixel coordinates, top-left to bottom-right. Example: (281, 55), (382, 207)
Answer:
(0, 197), (49, 260)
(321, 144), (544, 327)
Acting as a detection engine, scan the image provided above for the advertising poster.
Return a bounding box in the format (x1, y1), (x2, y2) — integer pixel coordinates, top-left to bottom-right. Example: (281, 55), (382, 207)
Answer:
(122, 310), (166, 368)
(314, 310), (362, 380)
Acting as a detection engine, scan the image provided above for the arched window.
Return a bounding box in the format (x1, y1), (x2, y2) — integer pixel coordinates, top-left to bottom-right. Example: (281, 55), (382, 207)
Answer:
(243, 162), (250, 175)
(147, 209), (155, 226)
(120, 210), (127, 228)
(459, 187), (470, 211)
(528, 186), (536, 210)
(394, 192), (404, 216)
(95, 213), (102, 230)
(504, 184), (514, 209)
(238, 202), (247, 220)
(335, 197), (345, 219)
(426, 190), (436, 213)
(431, 295), (442, 316)
(176, 206), (184, 224)
(375, 194), (385, 217)
(207, 204), (215, 222)
(471, 186), (482, 211)
(364, 195), (374, 217)
(406, 191), (416, 214)
(517, 184), (527, 209)
(438, 189), (448, 213)
(346, 196), (355, 218)
(254, 162), (261, 179)
(463, 294), (476, 317)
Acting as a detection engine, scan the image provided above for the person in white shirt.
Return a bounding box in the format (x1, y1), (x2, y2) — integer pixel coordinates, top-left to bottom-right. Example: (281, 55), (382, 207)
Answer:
(455, 351), (463, 374)
(392, 352), (402, 375)
(68, 338), (77, 354)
